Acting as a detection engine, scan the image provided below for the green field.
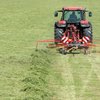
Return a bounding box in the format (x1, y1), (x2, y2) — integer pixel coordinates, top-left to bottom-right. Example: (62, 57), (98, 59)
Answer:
(0, 0), (100, 100)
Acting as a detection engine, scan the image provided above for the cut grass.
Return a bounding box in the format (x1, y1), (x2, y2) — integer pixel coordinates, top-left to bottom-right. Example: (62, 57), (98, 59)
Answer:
(21, 49), (65, 100)
(21, 50), (55, 100)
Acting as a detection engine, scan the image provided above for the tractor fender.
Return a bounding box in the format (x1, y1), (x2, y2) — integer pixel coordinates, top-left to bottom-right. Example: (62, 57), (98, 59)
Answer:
(80, 20), (90, 28)
(55, 20), (66, 28)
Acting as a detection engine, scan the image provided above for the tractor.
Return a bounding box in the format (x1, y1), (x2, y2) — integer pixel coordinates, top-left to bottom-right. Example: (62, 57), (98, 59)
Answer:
(54, 7), (93, 54)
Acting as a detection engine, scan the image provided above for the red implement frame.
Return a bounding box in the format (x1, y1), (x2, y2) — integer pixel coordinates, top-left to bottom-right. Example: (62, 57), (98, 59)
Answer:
(36, 24), (100, 54)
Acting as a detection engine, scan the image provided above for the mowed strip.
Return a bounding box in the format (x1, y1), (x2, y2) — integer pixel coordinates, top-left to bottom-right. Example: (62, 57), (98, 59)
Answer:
(68, 53), (100, 100)
(78, 53), (100, 100)
(88, 53), (100, 80)
(52, 52), (100, 100)
(52, 54), (76, 100)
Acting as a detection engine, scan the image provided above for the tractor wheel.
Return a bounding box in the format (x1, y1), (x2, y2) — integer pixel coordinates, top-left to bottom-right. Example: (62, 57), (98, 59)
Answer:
(54, 28), (64, 44)
(59, 48), (66, 55)
(83, 23), (93, 43)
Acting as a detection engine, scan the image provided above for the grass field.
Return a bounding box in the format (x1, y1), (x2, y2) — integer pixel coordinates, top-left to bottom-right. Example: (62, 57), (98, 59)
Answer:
(0, 0), (100, 100)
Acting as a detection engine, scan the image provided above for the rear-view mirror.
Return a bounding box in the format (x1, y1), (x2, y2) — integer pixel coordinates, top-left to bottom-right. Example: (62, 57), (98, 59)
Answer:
(89, 12), (92, 17)
(54, 11), (58, 17)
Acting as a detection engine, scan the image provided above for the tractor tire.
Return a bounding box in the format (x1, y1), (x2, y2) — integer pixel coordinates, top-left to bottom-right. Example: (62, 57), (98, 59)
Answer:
(83, 23), (93, 43)
(54, 28), (64, 44)
(59, 48), (67, 55)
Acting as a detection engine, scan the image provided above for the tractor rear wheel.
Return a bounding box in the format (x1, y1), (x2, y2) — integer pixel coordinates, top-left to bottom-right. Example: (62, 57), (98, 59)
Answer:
(54, 28), (64, 44)
(83, 23), (93, 43)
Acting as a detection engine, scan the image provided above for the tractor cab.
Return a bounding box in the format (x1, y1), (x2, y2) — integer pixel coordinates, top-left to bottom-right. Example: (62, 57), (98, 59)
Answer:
(63, 10), (83, 23)
(54, 7), (92, 24)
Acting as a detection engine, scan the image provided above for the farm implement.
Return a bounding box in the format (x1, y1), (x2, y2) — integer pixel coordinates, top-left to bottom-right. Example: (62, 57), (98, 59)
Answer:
(36, 7), (100, 54)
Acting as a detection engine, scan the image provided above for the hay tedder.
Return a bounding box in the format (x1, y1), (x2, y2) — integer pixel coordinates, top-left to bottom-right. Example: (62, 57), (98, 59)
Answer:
(36, 7), (100, 54)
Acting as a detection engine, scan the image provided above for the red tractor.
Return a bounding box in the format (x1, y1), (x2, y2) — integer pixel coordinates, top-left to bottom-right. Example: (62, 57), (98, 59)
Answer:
(54, 7), (93, 54)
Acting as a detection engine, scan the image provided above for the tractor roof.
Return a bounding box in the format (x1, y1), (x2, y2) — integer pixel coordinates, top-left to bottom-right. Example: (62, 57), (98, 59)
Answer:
(63, 7), (85, 11)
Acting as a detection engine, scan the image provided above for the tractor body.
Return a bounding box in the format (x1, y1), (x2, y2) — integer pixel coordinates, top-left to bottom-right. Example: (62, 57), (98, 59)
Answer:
(54, 7), (93, 54)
